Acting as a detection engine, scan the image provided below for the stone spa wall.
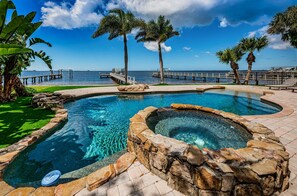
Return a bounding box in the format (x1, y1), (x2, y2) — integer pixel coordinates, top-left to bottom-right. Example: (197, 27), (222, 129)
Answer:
(127, 104), (290, 196)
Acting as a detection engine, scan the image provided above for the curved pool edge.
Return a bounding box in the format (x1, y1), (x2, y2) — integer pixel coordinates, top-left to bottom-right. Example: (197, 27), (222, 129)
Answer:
(0, 84), (292, 195)
(56, 84), (292, 119)
(127, 104), (290, 195)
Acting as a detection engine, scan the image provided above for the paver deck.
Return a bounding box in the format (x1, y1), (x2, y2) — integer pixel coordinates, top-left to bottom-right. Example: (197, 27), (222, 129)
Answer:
(58, 85), (297, 196)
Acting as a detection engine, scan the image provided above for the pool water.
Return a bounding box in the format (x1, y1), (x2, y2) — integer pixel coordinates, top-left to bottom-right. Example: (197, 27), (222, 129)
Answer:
(4, 91), (279, 187)
(147, 109), (252, 150)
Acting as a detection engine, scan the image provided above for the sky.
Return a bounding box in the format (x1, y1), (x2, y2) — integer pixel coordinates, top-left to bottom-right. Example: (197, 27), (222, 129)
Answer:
(14, 0), (297, 71)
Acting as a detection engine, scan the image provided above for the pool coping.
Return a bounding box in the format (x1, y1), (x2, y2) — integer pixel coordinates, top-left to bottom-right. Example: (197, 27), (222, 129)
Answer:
(0, 85), (294, 195)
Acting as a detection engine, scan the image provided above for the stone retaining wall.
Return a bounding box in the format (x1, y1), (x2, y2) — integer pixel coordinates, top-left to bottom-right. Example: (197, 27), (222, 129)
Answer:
(127, 104), (290, 196)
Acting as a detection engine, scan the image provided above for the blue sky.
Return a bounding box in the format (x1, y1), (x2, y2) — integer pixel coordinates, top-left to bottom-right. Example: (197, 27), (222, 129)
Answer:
(15, 0), (297, 71)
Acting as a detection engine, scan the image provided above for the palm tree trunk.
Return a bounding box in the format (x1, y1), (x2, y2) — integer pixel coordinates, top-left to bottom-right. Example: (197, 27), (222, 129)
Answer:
(244, 52), (255, 85)
(3, 57), (17, 100)
(14, 77), (29, 97)
(233, 69), (241, 85)
(123, 34), (128, 84)
(230, 62), (241, 85)
(158, 42), (164, 84)
(244, 63), (253, 85)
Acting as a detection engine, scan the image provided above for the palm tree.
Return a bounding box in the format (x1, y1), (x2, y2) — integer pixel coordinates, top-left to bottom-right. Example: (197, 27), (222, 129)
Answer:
(216, 47), (244, 85)
(92, 9), (142, 84)
(135, 16), (179, 84)
(268, 6), (297, 48)
(239, 36), (268, 85)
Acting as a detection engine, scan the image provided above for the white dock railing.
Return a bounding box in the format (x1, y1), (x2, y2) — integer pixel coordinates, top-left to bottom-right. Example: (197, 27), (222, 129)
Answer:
(110, 73), (136, 84)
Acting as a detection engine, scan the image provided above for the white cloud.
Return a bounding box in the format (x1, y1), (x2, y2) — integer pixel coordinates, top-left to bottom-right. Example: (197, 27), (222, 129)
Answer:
(194, 54), (199, 58)
(219, 18), (228, 27)
(41, 0), (103, 29)
(107, 0), (292, 27)
(248, 26), (293, 50)
(144, 42), (172, 52)
(204, 51), (211, 54)
(183, 46), (191, 51)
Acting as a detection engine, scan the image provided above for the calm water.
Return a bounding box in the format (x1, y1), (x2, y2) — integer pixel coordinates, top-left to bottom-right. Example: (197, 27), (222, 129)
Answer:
(4, 91), (279, 187)
(147, 110), (252, 150)
(21, 70), (234, 85)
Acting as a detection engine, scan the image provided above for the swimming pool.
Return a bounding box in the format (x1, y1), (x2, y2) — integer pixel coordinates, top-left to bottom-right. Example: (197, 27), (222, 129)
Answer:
(4, 91), (279, 187)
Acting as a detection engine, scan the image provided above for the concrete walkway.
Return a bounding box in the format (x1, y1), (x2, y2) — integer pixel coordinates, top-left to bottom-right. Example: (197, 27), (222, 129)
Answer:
(57, 85), (297, 196)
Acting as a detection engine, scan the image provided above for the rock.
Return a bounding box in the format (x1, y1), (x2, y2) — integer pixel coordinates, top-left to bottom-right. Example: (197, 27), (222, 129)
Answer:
(231, 166), (260, 183)
(168, 173), (199, 196)
(171, 104), (202, 110)
(183, 145), (205, 166)
(194, 166), (222, 191)
(55, 177), (86, 196)
(117, 84), (149, 92)
(86, 165), (115, 191)
(207, 161), (233, 173)
(281, 161), (289, 176)
(0, 151), (19, 163)
(130, 114), (145, 123)
(234, 184), (261, 196)
(221, 173), (234, 192)
(6, 187), (35, 196)
(169, 160), (193, 183)
(32, 93), (70, 109)
(151, 134), (188, 158)
(247, 140), (284, 151)
(261, 176), (275, 195)
(235, 148), (264, 162)
(127, 140), (135, 153)
(31, 187), (55, 196)
(274, 150), (290, 161)
(135, 145), (150, 169)
(275, 167), (283, 189)
(0, 181), (14, 196)
(218, 148), (244, 162)
(198, 190), (227, 196)
(150, 152), (168, 172)
(250, 159), (277, 175)
(282, 176), (289, 192)
(114, 153), (136, 175)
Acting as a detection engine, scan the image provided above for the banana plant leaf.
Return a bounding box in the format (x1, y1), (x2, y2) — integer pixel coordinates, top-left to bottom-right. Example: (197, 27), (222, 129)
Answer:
(0, 44), (32, 56)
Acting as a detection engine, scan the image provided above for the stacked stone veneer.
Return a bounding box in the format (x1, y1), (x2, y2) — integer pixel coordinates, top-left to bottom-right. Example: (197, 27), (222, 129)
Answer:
(127, 104), (290, 196)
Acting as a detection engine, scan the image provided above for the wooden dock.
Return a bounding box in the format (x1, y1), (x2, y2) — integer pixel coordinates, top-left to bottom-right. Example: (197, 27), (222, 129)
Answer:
(20, 74), (62, 85)
(110, 73), (136, 84)
(152, 71), (297, 85)
(99, 73), (111, 78)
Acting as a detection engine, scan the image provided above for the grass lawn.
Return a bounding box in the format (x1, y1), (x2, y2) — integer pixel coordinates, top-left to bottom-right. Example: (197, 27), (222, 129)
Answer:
(0, 85), (114, 148)
(0, 97), (55, 149)
(29, 85), (115, 93)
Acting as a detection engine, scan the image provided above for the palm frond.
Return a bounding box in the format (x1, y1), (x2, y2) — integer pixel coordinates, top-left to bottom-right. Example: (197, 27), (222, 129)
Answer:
(31, 50), (52, 69)
(29, 38), (52, 47)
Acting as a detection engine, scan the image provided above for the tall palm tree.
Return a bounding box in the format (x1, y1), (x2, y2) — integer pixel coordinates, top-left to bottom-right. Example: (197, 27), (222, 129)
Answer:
(216, 47), (244, 85)
(136, 16), (179, 84)
(268, 6), (297, 48)
(92, 9), (142, 84)
(239, 36), (268, 85)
